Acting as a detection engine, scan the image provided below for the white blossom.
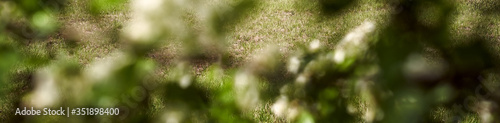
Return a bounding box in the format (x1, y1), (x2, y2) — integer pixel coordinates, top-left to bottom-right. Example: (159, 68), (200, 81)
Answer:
(295, 74), (308, 84)
(234, 71), (260, 110)
(339, 21), (375, 46)
(162, 110), (185, 123)
(179, 75), (192, 89)
(271, 96), (289, 117)
(332, 21), (376, 63)
(309, 39), (321, 52)
(288, 56), (301, 74)
(85, 51), (129, 82)
(333, 49), (346, 63)
(30, 68), (60, 108)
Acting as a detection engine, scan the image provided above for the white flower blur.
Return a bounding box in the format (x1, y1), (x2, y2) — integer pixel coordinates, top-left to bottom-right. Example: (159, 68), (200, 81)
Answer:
(271, 96), (289, 117)
(288, 56), (301, 74)
(179, 75), (192, 89)
(332, 21), (376, 64)
(234, 71), (260, 111)
(85, 51), (129, 82)
(309, 39), (321, 52)
(29, 68), (60, 108)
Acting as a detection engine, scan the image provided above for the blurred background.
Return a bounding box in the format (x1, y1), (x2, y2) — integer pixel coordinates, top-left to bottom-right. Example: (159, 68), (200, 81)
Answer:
(1, 0), (500, 122)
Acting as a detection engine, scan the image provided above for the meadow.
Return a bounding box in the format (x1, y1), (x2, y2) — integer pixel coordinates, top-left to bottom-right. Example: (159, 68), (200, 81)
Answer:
(1, 0), (500, 122)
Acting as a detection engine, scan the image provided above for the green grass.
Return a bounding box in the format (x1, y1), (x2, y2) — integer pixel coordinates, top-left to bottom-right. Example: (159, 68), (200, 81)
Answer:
(227, 0), (390, 65)
(2, 0), (500, 122)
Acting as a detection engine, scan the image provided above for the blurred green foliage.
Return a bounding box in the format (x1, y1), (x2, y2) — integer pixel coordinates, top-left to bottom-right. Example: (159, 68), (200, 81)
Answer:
(1, 0), (500, 122)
